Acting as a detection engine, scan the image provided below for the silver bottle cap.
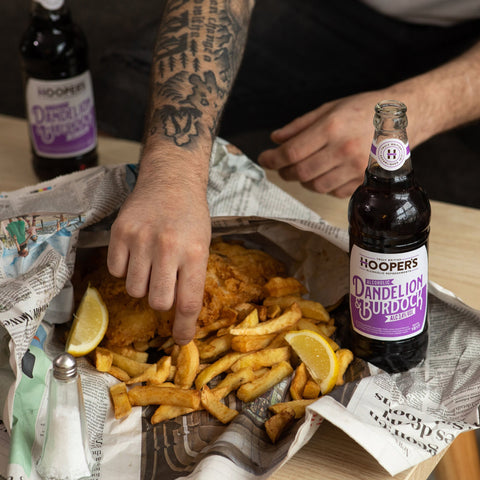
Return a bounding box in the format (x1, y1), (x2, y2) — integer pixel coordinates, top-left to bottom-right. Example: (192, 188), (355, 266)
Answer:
(52, 352), (77, 380)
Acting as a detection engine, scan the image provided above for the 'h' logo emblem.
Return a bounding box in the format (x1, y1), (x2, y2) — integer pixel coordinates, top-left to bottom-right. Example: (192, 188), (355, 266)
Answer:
(387, 148), (398, 159)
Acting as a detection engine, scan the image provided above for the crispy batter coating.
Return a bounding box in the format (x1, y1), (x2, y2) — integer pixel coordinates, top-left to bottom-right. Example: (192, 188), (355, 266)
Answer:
(81, 240), (286, 347)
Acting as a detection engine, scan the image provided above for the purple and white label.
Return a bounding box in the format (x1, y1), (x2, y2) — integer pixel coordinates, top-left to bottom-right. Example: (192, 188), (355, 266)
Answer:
(350, 245), (428, 341)
(25, 71), (97, 158)
(371, 139), (410, 171)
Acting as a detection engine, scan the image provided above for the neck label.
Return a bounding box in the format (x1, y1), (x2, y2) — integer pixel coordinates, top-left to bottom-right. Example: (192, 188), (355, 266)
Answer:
(371, 139), (410, 171)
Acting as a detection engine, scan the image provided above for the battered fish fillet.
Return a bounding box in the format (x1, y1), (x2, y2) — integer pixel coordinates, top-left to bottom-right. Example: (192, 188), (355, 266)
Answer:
(83, 240), (285, 347)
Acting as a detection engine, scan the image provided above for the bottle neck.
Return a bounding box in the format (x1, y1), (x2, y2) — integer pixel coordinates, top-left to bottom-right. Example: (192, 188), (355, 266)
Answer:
(31, 0), (69, 22)
(366, 101), (413, 180)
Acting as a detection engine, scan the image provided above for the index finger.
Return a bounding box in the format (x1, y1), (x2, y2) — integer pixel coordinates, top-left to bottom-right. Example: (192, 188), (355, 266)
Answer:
(258, 120), (329, 170)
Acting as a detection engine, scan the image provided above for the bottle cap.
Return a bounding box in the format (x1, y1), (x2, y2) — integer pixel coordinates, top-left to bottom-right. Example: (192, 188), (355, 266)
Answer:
(52, 352), (77, 380)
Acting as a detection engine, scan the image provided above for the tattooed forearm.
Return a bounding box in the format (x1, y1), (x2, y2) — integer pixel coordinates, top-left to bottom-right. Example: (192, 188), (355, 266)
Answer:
(147, 0), (254, 148)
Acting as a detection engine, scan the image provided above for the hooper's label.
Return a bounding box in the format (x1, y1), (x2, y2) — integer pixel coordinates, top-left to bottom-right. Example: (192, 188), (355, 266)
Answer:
(350, 245), (428, 341)
(25, 71), (97, 159)
(370, 139), (410, 171)
(34, 0), (65, 10)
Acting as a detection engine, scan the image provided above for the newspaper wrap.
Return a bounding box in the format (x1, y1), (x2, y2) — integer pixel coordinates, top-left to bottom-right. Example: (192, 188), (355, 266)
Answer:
(0, 138), (479, 479)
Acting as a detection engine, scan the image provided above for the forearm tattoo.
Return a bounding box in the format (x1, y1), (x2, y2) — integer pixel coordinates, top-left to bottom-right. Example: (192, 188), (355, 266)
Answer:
(148, 0), (252, 147)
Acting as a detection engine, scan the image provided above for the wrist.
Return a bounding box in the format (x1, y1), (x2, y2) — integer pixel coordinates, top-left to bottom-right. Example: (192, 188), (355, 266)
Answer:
(136, 142), (211, 194)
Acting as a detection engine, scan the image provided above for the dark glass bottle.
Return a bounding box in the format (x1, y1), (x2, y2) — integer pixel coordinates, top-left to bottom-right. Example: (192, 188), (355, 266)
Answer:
(20, 0), (98, 181)
(348, 100), (431, 373)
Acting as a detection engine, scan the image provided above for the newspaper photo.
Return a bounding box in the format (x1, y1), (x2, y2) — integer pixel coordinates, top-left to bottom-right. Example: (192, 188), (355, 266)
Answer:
(0, 138), (479, 479)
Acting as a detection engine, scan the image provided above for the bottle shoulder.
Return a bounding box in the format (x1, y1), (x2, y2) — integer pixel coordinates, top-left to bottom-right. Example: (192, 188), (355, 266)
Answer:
(20, 21), (88, 78)
(348, 176), (431, 250)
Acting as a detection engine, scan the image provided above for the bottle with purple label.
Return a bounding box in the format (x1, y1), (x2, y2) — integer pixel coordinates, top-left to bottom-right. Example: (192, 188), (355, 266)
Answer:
(20, 0), (98, 180)
(348, 100), (431, 373)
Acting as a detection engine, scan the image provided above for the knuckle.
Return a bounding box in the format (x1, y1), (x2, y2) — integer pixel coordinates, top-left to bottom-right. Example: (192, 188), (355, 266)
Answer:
(149, 295), (173, 312)
(176, 298), (203, 317)
(126, 282), (146, 299)
(283, 143), (300, 164)
(295, 162), (315, 183)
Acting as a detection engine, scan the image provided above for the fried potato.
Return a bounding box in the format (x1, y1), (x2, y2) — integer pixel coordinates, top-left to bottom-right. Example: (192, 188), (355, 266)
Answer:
(290, 362), (308, 400)
(126, 356), (172, 386)
(236, 361), (293, 403)
(107, 365), (131, 382)
(197, 334), (232, 362)
(128, 385), (201, 409)
(263, 296), (330, 323)
(94, 347), (113, 372)
(82, 240), (352, 440)
(296, 318), (339, 351)
(230, 333), (276, 353)
(105, 344), (149, 363)
(111, 351), (151, 377)
(230, 347), (291, 372)
(174, 341), (200, 388)
(126, 363), (157, 385)
(269, 399), (316, 419)
(194, 351), (244, 389)
(230, 303), (301, 336)
(151, 405), (198, 425)
(110, 382), (132, 419)
(263, 277), (307, 297)
(195, 311), (238, 339)
(266, 304), (282, 319)
(217, 308), (259, 336)
(267, 331), (289, 349)
(200, 385), (239, 424)
(212, 367), (256, 399)
(265, 408), (295, 444)
(302, 379), (321, 399)
(336, 348), (354, 386)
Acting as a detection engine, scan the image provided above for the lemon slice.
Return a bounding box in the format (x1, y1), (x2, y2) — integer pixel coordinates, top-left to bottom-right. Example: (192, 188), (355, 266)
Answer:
(285, 329), (339, 395)
(66, 285), (109, 357)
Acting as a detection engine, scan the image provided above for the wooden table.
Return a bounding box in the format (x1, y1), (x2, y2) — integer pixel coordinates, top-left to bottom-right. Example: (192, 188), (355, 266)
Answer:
(2, 114), (479, 480)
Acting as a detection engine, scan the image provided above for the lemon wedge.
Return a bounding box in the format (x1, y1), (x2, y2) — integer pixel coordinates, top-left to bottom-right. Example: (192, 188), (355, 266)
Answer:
(66, 285), (108, 357)
(285, 329), (339, 395)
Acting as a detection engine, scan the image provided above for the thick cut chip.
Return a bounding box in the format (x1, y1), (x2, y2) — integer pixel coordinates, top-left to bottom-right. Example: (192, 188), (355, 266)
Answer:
(269, 399), (316, 419)
(264, 296), (330, 323)
(174, 341), (200, 388)
(200, 385), (239, 424)
(290, 363), (308, 400)
(231, 333), (276, 353)
(236, 361), (293, 403)
(110, 382), (132, 419)
(230, 347), (290, 372)
(230, 303), (301, 336)
(151, 405), (197, 425)
(127, 385), (201, 409)
(284, 330), (339, 395)
(302, 379), (321, 399)
(336, 348), (354, 386)
(66, 286), (109, 357)
(265, 408), (295, 443)
(194, 352), (244, 389)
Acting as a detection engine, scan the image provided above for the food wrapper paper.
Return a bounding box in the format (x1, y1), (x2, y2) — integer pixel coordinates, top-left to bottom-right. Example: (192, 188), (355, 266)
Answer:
(0, 138), (479, 479)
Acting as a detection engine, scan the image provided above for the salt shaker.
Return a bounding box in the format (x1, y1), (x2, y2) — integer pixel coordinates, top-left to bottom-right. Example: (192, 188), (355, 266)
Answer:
(36, 353), (94, 480)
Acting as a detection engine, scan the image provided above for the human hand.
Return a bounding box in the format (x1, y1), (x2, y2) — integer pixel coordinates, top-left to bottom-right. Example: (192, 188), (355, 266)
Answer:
(107, 168), (211, 345)
(258, 91), (387, 198)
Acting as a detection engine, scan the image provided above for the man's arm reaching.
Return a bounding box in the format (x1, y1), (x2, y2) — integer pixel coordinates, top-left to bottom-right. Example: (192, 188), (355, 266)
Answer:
(107, 0), (255, 344)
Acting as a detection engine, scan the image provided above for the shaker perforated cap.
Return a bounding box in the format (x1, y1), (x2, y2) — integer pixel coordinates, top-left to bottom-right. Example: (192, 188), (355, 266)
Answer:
(52, 352), (77, 380)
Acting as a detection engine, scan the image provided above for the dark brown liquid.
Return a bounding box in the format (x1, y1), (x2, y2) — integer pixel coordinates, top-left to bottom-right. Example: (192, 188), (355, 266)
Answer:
(348, 166), (431, 373)
(20, 6), (97, 180)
